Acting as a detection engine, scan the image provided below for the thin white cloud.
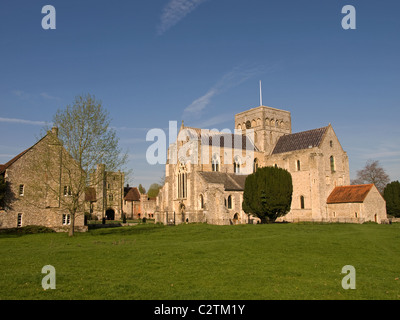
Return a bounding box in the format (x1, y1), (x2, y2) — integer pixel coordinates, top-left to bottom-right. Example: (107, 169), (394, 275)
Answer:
(11, 90), (31, 100)
(183, 89), (217, 116)
(0, 117), (49, 126)
(183, 63), (275, 119)
(40, 92), (61, 101)
(157, 0), (209, 35)
(192, 112), (232, 129)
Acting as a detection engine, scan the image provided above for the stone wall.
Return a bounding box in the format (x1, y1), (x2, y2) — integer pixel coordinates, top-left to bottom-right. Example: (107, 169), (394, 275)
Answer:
(0, 131), (85, 231)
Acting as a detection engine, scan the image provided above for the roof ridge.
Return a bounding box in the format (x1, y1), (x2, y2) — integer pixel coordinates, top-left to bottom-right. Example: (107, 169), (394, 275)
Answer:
(0, 133), (50, 174)
(272, 126), (328, 155)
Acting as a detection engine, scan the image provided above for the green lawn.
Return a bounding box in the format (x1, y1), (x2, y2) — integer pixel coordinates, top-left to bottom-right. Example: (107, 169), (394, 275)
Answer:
(0, 222), (399, 300)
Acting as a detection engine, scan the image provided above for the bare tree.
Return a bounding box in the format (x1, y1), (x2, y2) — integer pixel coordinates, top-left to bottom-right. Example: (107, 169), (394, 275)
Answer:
(31, 94), (128, 236)
(351, 160), (390, 194)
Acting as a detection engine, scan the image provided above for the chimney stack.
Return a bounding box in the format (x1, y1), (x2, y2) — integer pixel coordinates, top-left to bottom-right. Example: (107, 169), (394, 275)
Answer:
(51, 127), (59, 137)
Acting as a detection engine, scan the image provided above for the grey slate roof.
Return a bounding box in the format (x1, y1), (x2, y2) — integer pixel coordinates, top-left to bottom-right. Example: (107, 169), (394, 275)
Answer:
(198, 172), (248, 191)
(272, 126), (328, 155)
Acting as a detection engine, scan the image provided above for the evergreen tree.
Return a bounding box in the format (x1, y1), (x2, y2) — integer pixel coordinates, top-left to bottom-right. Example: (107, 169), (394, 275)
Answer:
(138, 184), (146, 194)
(383, 181), (400, 217)
(242, 166), (293, 223)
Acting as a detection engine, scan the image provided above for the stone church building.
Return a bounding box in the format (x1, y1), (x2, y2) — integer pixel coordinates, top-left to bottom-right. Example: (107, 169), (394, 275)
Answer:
(155, 105), (387, 225)
(0, 128), (87, 231)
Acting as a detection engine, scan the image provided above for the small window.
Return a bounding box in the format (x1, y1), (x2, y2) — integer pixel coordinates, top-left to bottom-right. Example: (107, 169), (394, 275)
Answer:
(63, 186), (72, 196)
(300, 196), (305, 209)
(355, 212), (358, 218)
(109, 194), (113, 201)
(228, 195), (232, 209)
(234, 158), (241, 174)
(199, 194), (204, 209)
(296, 160), (301, 171)
(17, 213), (22, 227)
(253, 158), (259, 173)
(62, 214), (71, 225)
(330, 156), (335, 173)
(330, 140), (333, 147)
(212, 155), (220, 172)
(19, 184), (24, 196)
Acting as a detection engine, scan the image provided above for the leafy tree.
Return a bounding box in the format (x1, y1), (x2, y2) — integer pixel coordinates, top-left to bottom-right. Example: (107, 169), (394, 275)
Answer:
(147, 183), (162, 198)
(383, 181), (400, 217)
(242, 166), (293, 223)
(351, 160), (390, 194)
(32, 94), (128, 236)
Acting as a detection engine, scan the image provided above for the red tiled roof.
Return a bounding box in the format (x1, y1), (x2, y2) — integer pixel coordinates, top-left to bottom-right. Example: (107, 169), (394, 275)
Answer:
(124, 187), (141, 201)
(327, 184), (374, 204)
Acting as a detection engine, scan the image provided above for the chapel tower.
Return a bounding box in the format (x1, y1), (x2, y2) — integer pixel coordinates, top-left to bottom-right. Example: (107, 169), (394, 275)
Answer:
(234, 105), (292, 155)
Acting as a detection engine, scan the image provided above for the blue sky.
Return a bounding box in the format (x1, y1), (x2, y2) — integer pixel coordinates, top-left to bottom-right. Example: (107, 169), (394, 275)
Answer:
(0, 0), (399, 189)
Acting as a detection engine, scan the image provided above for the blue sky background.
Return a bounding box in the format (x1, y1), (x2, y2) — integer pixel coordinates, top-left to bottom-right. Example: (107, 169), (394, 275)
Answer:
(0, 0), (399, 189)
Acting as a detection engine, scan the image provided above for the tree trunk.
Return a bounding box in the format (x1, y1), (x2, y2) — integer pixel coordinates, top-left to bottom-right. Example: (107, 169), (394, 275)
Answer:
(68, 213), (75, 237)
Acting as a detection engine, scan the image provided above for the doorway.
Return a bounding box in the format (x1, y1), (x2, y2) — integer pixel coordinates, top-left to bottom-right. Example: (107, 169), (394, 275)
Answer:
(106, 209), (115, 220)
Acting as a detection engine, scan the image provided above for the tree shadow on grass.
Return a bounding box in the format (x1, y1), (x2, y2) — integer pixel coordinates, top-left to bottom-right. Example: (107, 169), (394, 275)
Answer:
(89, 223), (166, 236)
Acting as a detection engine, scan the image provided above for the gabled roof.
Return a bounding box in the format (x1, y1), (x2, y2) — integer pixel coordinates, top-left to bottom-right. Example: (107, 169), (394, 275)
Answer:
(272, 126), (328, 155)
(198, 172), (248, 191)
(124, 187), (141, 201)
(327, 184), (374, 204)
(0, 135), (48, 174)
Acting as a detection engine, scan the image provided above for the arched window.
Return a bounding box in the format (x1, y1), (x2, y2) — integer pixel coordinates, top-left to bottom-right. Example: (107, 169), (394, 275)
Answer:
(253, 158), (259, 173)
(177, 162), (187, 199)
(300, 196), (305, 209)
(212, 154), (220, 172)
(237, 124), (242, 130)
(199, 194), (204, 209)
(330, 156), (335, 173)
(227, 195), (232, 209)
(234, 156), (241, 174)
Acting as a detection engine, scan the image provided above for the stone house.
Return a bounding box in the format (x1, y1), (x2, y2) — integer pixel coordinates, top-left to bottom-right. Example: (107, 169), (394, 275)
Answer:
(326, 184), (387, 223)
(123, 186), (156, 220)
(155, 104), (387, 224)
(123, 186), (141, 219)
(0, 128), (86, 231)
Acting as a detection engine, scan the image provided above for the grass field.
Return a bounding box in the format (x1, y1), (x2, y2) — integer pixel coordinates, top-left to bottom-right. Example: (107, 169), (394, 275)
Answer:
(0, 222), (399, 300)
